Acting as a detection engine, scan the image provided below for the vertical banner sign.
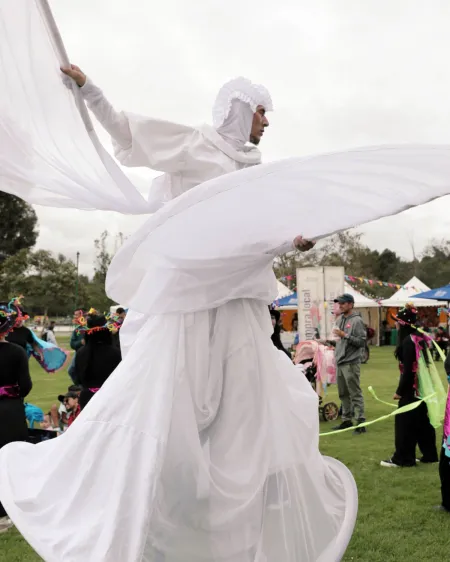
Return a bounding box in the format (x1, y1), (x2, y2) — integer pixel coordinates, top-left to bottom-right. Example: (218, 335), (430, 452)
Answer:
(296, 267), (325, 341)
(323, 266), (345, 339)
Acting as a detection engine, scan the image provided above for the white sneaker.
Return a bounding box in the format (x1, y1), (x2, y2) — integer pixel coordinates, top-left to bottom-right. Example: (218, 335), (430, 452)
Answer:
(380, 459), (400, 468)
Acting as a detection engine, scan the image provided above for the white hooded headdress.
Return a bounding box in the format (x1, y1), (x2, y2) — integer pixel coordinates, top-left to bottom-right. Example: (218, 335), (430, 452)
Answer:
(213, 77), (273, 151)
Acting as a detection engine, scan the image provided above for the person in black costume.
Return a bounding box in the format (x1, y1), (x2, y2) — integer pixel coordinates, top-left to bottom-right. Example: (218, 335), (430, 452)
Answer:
(71, 314), (121, 410)
(5, 301), (42, 367)
(380, 304), (438, 468)
(438, 353), (450, 512)
(269, 308), (290, 358)
(0, 302), (32, 532)
(5, 304), (37, 354)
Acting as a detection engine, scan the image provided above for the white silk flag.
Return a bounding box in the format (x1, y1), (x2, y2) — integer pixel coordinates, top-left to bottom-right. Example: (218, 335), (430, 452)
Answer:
(0, 0), (150, 214)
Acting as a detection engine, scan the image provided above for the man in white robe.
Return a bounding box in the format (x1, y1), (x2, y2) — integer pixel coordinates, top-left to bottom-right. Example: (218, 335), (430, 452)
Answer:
(62, 65), (272, 211)
(0, 60), (354, 562)
(2, 7), (450, 559)
(62, 64), (312, 357)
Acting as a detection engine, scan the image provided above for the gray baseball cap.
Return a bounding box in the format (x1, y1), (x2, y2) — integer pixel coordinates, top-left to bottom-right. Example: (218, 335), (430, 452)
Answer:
(334, 293), (355, 304)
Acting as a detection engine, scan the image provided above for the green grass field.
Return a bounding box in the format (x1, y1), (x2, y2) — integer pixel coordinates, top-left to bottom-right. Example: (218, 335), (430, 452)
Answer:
(0, 343), (447, 561)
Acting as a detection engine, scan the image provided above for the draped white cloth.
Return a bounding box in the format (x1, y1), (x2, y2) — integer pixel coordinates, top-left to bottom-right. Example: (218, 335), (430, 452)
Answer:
(0, 1), (150, 214)
(105, 144), (450, 317)
(215, 99), (255, 150)
(2, 1), (450, 562)
(76, 77), (262, 211)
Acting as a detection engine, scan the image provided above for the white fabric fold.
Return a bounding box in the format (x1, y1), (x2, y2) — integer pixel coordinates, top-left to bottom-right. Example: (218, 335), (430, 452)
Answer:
(0, 299), (358, 562)
(216, 99), (255, 150)
(0, 0), (152, 214)
(106, 144), (450, 315)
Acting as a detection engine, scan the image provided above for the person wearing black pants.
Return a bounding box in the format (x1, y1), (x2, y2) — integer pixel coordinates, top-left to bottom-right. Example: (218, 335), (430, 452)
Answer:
(381, 304), (438, 468)
(391, 399), (438, 466)
(438, 352), (450, 512)
(0, 302), (33, 532)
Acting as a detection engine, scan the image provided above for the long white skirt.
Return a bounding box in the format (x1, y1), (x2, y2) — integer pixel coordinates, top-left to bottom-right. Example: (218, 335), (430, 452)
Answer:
(0, 299), (357, 561)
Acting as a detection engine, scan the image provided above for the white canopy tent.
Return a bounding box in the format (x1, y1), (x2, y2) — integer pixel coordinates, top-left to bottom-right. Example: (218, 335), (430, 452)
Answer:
(276, 281), (293, 300)
(275, 280), (381, 345)
(380, 276), (443, 308)
(344, 281), (379, 309)
(275, 281), (379, 310)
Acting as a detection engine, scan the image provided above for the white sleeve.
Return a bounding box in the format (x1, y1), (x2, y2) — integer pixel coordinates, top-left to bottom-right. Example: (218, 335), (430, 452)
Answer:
(268, 241), (295, 256)
(80, 78), (194, 173)
(80, 78), (132, 151)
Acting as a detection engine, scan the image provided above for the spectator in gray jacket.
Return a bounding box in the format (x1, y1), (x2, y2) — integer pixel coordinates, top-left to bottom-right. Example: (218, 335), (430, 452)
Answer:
(332, 293), (367, 434)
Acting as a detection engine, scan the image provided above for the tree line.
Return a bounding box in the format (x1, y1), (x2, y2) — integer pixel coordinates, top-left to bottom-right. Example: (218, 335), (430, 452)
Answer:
(275, 231), (450, 299)
(0, 193), (117, 316)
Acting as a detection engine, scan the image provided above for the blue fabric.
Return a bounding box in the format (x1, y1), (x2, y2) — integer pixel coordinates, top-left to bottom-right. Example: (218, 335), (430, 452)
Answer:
(24, 403), (44, 428)
(413, 285), (450, 301)
(444, 436), (450, 458)
(27, 331), (68, 373)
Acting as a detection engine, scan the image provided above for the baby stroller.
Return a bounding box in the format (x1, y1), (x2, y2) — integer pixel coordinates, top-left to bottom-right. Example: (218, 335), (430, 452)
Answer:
(294, 340), (339, 422)
(27, 428), (58, 444)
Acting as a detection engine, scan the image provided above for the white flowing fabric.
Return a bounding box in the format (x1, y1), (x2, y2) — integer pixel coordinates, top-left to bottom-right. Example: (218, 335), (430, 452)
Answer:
(216, 100), (255, 150)
(107, 144), (450, 316)
(0, 0), (150, 214)
(2, 2), (450, 562)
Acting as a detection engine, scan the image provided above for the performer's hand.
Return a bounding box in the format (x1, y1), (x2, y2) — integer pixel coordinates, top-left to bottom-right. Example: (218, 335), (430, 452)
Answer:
(393, 393), (401, 400)
(333, 328), (345, 338)
(293, 236), (316, 252)
(61, 64), (87, 87)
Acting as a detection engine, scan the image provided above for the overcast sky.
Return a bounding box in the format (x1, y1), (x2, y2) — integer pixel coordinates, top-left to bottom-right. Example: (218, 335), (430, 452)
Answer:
(35, 0), (450, 276)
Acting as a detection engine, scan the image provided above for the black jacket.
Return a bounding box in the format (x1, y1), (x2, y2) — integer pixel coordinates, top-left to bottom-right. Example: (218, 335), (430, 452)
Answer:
(0, 342), (32, 446)
(396, 335), (420, 399)
(72, 342), (122, 389)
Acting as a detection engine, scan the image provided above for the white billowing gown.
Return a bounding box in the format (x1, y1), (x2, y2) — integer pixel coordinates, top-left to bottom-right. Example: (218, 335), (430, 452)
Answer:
(3, 2), (450, 561)
(1, 83), (356, 557)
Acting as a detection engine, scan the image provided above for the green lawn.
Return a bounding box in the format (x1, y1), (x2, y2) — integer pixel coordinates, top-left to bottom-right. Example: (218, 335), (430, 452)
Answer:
(0, 345), (447, 561)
